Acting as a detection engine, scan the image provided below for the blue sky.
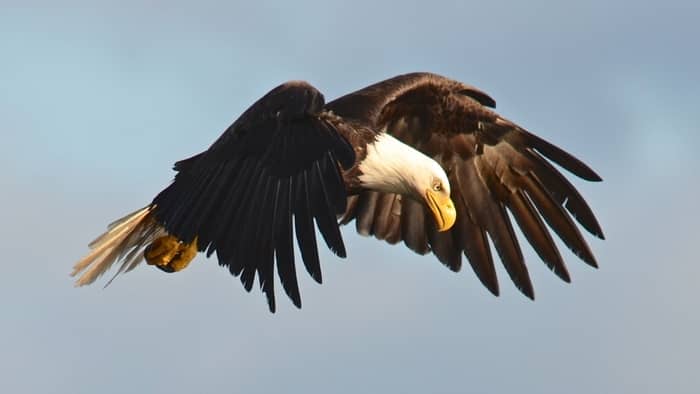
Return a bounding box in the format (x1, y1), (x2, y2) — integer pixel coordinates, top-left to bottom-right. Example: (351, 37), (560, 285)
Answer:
(1, 1), (699, 393)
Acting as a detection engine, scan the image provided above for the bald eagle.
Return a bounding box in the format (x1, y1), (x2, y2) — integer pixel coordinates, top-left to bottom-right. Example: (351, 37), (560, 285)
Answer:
(72, 72), (603, 312)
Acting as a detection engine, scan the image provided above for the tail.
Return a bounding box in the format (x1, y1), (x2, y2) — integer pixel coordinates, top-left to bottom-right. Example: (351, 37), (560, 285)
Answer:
(71, 206), (166, 287)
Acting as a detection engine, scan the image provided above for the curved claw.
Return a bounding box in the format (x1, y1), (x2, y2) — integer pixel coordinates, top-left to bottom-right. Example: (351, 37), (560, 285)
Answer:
(145, 235), (199, 273)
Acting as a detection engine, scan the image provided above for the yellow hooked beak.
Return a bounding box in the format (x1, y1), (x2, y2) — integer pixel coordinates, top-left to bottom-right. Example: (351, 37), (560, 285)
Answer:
(425, 189), (456, 232)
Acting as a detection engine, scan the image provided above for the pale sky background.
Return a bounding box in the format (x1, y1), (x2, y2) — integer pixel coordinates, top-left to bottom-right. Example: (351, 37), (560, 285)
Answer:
(1, 1), (699, 393)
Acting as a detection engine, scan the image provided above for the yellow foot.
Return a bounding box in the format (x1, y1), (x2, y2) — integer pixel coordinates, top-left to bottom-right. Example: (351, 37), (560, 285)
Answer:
(144, 235), (198, 273)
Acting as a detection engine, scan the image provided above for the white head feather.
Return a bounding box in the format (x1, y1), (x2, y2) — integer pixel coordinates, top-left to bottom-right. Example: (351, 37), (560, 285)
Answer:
(358, 132), (450, 198)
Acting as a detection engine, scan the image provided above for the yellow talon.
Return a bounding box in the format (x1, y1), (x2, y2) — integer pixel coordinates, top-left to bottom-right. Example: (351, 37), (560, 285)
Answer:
(144, 236), (180, 266)
(145, 235), (198, 273)
(169, 237), (199, 272)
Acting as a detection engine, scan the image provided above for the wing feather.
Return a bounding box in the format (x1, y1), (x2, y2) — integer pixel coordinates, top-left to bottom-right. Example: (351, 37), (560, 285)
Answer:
(523, 148), (604, 238)
(508, 189), (570, 282)
(373, 193), (399, 241)
(355, 191), (380, 237)
(468, 155), (535, 299)
(385, 195), (403, 245)
(294, 170), (322, 284)
(427, 224), (462, 272)
(309, 159), (347, 258)
(332, 72), (601, 299)
(150, 81), (355, 311)
(400, 198), (430, 255)
(273, 177), (301, 307)
(522, 173), (598, 267)
(77, 73), (603, 307)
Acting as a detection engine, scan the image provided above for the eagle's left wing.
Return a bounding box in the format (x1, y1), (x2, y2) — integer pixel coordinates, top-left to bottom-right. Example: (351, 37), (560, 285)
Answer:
(328, 72), (604, 299)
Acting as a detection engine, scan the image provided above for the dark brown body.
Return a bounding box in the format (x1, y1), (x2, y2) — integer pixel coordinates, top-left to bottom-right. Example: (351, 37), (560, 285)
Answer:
(73, 73), (604, 312)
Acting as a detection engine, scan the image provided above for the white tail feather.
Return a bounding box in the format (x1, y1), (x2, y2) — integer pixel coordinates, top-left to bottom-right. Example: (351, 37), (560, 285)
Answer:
(71, 206), (164, 286)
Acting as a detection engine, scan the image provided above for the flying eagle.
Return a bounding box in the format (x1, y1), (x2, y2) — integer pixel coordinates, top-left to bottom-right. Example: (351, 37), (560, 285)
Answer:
(72, 72), (604, 312)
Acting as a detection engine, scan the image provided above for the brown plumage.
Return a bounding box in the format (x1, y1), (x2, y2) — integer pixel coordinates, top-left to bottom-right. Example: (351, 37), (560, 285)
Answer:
(329, 72), (603, 299)
(72, 72), (603, 311)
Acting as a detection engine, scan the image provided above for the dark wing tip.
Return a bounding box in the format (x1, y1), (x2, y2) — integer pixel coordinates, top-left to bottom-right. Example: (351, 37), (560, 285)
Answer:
(584, 222), (605, 240)
(584, 253), (599, 269)
(485, 281), (500, 297)
(468, 254), (500, 297)
(312, 271), (323, 284)
(518, 278), (536, 300)
(524, 290), (535, 301)
(284, 280), (303, 308)
(589, 173), (603, 182)
(556, 265), (572, 283)
(574, 244), (599, 269)
(528, 131), (603, 182)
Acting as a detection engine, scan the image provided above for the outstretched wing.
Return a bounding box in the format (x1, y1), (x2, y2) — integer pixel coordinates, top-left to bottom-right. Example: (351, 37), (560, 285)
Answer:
(152, 81), (356, 312)
(327, 72), (604, 299)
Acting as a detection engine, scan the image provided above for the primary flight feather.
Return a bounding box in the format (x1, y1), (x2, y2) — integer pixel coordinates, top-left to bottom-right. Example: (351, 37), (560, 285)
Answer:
(72, 72), (604, 312)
